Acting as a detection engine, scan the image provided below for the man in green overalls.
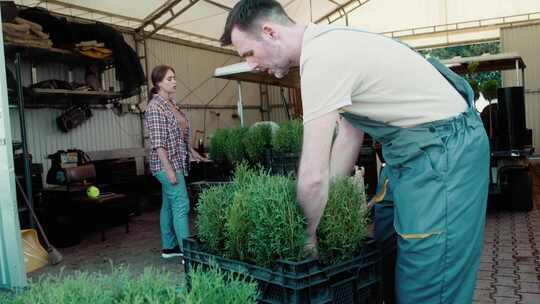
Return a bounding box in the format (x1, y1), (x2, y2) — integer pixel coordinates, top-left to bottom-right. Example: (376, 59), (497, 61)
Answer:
(220, 1), (490, 303)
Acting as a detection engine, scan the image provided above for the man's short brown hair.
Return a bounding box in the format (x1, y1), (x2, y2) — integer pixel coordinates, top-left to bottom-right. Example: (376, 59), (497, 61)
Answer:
(220, 0), (293, 46)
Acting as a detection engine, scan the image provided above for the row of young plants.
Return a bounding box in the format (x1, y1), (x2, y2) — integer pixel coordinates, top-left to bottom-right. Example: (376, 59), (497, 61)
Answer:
(208, 120), (303, 167)
(196, 164), (369, 267)
(0, 263), (258, 304)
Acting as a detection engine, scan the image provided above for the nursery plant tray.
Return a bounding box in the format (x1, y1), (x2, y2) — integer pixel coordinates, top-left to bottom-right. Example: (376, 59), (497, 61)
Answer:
(265, 152), (300, 176)
(182, 237), (381, 304)
(188, 180), (232, 193)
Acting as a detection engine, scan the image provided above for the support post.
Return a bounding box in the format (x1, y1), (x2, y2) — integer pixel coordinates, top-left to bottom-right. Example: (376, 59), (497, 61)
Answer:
(237, 81), (244, 127)
(0, 14), (27, 290)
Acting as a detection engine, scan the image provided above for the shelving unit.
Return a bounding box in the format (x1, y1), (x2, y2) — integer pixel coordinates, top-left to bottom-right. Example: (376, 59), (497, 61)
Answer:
(4, 42), (113, 67)
(4, 41), (124, 227)
(4, 42), (122, 107)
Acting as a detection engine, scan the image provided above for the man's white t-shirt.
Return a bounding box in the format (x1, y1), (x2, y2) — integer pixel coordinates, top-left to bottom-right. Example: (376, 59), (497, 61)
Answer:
(300, 24), (468, 127)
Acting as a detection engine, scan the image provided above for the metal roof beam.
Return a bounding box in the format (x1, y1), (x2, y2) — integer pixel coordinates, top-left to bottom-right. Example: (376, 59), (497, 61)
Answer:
(415, 37), (500, 51)
(202, 0), (232, 11)
(40, 0), (141, 23)
(315, 0), (370, 24)
(137, 0), (186, 34)
(136, 0), (200, 40)
(157, 26), (222, 43)
(140, 0), (181, 22)
(383, 12), (540, 39)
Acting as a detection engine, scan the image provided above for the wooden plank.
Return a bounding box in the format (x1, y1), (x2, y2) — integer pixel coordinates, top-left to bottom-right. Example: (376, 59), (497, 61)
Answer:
(214, 62), (300, 88)
(440, 52), (526, 75)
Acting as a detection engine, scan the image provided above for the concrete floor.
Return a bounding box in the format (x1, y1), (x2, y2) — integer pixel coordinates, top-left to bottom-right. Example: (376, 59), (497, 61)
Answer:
(27, 209), (186, 281)
(27, 178), (540, 303)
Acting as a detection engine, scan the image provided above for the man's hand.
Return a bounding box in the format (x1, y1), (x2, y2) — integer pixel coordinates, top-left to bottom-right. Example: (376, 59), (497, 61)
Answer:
(297, 111), (339, 252)
(303, 241), (319, 259)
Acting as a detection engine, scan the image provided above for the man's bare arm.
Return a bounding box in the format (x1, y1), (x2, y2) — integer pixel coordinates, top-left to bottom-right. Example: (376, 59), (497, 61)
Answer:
(297, 111), (339, 248)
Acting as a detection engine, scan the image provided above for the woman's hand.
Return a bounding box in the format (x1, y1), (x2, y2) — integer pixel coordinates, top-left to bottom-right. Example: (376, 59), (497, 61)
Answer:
(191, 148), (208, 163)
(166, 169), (178, 185)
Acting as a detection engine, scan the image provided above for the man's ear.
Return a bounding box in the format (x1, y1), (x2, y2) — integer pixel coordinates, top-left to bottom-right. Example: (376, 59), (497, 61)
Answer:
(261, 23), (278, 40)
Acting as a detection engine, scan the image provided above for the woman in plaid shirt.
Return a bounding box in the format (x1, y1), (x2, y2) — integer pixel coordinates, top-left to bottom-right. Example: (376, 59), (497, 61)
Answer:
(144, 65), (207, 258)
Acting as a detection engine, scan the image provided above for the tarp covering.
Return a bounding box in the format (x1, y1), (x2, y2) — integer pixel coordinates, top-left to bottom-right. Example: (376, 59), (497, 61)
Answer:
(13, 0), (540, 49)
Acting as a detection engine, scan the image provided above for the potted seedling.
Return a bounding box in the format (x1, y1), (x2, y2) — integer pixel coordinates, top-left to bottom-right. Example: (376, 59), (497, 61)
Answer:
(189, 165), (380, 303)
(270, 119), (303, 175)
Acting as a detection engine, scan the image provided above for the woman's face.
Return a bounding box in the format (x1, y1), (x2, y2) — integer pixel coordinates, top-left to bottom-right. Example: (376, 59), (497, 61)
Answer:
(158, 69), (177, 95)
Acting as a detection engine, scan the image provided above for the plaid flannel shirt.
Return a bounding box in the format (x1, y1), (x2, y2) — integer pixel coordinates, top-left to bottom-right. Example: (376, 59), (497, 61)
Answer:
(145, 94), (191, 175)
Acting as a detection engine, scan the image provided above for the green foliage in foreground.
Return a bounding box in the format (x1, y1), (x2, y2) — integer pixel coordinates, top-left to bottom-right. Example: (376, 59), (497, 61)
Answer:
(0, 263), (258, 304)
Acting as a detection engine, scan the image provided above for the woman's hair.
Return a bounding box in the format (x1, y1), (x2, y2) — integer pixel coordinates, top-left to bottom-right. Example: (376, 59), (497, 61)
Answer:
(150, 65), (175, 97)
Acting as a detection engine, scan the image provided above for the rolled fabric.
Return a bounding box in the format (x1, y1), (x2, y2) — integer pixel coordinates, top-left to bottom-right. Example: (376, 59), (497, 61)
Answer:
(3, 22), (30, 33)
(4, 35), (53, 48)
(30, 27), (49, 40)
(3, 27), (30, 39)
(14, 16), (43, 32)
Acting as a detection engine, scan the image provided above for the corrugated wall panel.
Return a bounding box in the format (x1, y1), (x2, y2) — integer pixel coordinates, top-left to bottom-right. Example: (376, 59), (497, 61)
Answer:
(9, 109), (142, 179)
(5, 61), (86, 87)
(268, 85), (293, 123)
(523, 93), (540, 151)
(501, 23), (540, 149)
(144, 38), (265, 145)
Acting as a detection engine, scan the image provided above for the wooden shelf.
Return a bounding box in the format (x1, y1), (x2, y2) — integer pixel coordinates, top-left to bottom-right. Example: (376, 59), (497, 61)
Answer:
(5, 42), (129, 109)
(440, 52), (526, 74)
(214, 62), (300, 88)
(32, 88), (122, 98)
(12, 89), (125, 107)
(4, 42), (71, 55)
(3, 42), (112, 66)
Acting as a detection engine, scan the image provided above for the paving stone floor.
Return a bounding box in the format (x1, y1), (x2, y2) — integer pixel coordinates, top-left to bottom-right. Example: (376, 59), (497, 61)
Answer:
(473, 197), (540, 303)
(30, 199), (540, 303)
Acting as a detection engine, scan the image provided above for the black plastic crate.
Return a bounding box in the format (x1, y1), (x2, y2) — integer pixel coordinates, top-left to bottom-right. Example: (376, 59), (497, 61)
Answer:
(188, 180), (232, 194)
(182, 237), (381, 304)
(266, 153), (299, 176)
